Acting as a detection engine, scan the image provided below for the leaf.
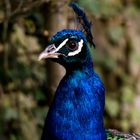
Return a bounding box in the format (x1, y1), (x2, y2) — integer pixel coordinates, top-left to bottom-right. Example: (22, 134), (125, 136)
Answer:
(106, 96), (120, 117)
(107, 26), (124, 44)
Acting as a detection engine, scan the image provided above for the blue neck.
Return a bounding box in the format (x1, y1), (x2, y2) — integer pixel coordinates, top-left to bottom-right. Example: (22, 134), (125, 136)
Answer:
(41, 49), (106, 140)
(65, 48), (94, 75)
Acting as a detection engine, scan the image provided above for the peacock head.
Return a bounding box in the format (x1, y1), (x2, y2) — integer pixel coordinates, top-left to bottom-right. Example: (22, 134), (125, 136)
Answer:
(38, 3), (95, 69)
(39, 29), (91, 68)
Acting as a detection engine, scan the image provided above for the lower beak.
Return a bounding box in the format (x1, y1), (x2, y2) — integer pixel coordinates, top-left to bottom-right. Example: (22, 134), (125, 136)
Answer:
(38, 44), (59, 61)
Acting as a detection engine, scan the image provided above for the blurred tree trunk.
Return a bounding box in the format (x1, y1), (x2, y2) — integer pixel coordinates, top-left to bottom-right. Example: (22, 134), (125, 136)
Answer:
(42, 0), (70, 106)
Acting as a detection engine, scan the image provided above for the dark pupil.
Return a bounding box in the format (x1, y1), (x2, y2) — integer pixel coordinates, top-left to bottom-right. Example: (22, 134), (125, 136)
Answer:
(68, 41), (77, 50)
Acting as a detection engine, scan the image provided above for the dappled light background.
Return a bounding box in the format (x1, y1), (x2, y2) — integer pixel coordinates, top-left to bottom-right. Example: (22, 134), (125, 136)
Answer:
(0, 0), (140, 140)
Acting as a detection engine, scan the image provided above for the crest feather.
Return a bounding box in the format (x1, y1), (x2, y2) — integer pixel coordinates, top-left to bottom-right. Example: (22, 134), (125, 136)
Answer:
(69, 3), (95, 48)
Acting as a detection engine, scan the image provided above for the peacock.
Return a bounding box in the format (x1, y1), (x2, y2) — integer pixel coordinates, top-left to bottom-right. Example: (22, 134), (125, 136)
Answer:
(39, 3), (140, 140)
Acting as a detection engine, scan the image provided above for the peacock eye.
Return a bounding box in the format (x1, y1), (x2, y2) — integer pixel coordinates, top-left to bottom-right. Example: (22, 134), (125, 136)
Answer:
(66, 39), (78, 51)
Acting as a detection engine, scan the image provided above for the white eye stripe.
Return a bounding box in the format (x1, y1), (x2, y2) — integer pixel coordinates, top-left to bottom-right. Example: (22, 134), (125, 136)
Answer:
(54, 38), (69, 52)
(68, 39), (83, 56)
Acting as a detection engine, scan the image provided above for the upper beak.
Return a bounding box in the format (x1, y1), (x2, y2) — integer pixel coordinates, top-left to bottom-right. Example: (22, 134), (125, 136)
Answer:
(38, 44), (59, 61)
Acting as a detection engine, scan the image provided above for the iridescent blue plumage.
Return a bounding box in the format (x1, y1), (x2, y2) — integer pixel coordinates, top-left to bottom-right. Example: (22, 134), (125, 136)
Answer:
(40, 29), (106, 139)
(39, 3), (106, 140)
(41, 68), (106, 140)
(51, 30), (87, 44)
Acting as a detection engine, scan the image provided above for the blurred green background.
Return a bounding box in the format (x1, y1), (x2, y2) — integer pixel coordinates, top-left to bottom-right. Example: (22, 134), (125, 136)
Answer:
(0, 0), (140, 140)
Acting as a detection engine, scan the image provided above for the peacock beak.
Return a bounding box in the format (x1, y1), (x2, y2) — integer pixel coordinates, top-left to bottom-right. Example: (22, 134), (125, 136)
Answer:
(38, 44), (59, 61)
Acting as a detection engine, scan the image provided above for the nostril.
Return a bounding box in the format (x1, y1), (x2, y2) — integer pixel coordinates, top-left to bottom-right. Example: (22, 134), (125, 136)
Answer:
(46, 44), (56, 53)
(45, 44), (56, 53)
(48, 47), (55, 52)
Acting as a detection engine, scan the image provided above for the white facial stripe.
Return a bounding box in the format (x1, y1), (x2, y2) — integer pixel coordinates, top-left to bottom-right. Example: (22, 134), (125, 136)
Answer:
(55, 38), (69, 52)
(68, 39), (83, 56)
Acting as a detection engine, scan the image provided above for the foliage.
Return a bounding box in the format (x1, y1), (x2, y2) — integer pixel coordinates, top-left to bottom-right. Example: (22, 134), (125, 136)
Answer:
(0, 1), (48, 140)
